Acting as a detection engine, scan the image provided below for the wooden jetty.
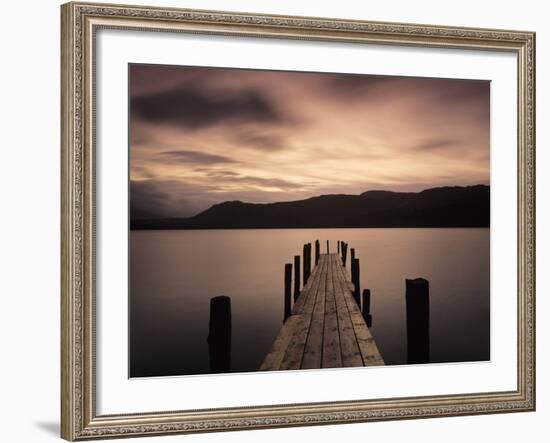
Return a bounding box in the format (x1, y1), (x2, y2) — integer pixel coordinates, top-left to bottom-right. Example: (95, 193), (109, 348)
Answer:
(260, 252), (384, 371)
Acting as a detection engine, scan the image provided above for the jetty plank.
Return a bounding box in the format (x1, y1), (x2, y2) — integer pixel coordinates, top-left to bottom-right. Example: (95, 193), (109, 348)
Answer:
(279, 257), (326, 370)
(301, 257), (327, 369)
(331, 256), (364, 367)
(321, 255), (342, 368)
(259, 315), (303, 371)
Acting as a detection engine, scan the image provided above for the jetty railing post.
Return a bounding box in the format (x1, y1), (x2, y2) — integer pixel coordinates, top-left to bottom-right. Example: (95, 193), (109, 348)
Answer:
(342, 242), (348, 267)
(208, 295), (232, 373)
(337, 240), (340, 254)
(306, 243), (312, 282)
(362, 289), (372, 327)
(350, 247), (356, 262)
(326, 240), (330, 253)
(284, 263), (293, 321)
(405, 278), (430, 364)
(351, 258), (361, 306)
(293, 255), (301, 301)
(362, 289), (371, 315)
(302, 244), (308, 284)
(315, 240), (320, 266)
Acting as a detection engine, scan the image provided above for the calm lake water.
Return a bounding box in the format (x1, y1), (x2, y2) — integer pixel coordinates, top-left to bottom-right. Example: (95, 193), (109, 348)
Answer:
(130, 228), (489, 377)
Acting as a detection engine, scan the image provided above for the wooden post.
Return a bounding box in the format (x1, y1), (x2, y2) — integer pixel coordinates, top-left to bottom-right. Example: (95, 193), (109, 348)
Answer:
(306, 243), (312, 282)
(208, 295), (231, 373)
(405, 278), (430, 364)
(362, 289), (372, 327)
(302, 244), (308, 284)
(315, 240), (320, 266)
(362, 289), (371, 315)
(326, 240), (330, 254)
(350, 247), (355, 262)
(337, 240), (340, 254)
(293, 255), (301, 301)
(342, 242), (348, 267)
(351, 258), (361, 306)
(284, 264), (292, 321)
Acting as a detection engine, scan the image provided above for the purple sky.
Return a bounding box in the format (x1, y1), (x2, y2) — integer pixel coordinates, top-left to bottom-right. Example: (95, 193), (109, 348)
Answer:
(130, 64), (489, 219)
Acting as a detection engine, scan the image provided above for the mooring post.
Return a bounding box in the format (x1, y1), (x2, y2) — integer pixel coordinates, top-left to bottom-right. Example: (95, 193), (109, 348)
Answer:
(350, 247), (355, 262)
(362, 289), (372, 327)
(362, 289), (371, 316)
(307, 243), (312, 282)
(208, 295), (232, 373)
(342, 242), (348, 267)
(293, 255), (301, 301)
(351, 258), (361, 306)
(284, 263), (292, 321)
(337, 240), (340, 254)
(315, 240), (320, 266)
(326, 240), (330, 254)
(302, 244), (308, 284)
(405, 278), (430, 364)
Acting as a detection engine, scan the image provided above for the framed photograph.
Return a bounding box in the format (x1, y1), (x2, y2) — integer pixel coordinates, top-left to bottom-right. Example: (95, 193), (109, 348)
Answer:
(61, 1), (536, 440)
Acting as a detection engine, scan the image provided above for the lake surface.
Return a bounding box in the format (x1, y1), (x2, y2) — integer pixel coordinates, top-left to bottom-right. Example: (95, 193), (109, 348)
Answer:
(130, 228), (489, 377)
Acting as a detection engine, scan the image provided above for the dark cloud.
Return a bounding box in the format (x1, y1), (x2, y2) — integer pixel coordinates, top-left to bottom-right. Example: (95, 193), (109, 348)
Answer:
(159, 150), (236, 165)
(328, 74), (399, 94)
(130, 180), (213, 220)
(435, 80), (490, 103)
(232, 131), (286, 151)
(413, 138), (460, 151)
(195, 169), (241, 177)
(223, 175), (300, 190)
(194, 169), (303, 190)
(327, 74), (489, 110)
(131, 176), (306, 219)
(131, 85), (284, 129)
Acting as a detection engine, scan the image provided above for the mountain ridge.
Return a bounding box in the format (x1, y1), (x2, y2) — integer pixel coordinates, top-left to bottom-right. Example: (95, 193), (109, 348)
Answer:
(131, 184), (490, 230)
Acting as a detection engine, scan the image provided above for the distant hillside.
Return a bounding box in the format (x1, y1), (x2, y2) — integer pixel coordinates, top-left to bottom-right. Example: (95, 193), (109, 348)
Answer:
(131, 185), (490, 230)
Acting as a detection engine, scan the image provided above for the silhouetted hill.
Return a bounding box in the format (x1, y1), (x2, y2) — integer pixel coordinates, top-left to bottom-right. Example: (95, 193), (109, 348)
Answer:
(131, 185), (489, 230)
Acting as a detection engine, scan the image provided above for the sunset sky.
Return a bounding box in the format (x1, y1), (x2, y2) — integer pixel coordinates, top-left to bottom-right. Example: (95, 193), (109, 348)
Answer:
(130, 64), (489, 219)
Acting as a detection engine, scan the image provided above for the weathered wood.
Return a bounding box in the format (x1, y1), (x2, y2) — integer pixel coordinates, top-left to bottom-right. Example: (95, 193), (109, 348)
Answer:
(362, 289), (371, 314)
(342, 242), (348, 267)
(351, 257), (361, 306)
(292, 258), (322, 314)
(302, 243), (308, 285)
(279, 256), (326, 370)
(284, 263), (292, 321)
(315, 240), (320, 265)
(304, 243), (312, 283)
(322, 254), (342, 368)
(262, 253), (384, 371)
(349, 311), (385, 365)
(259, 315), (303, 371)
(362, 289), (372, 327)
(331, 255), (363, 367)
(301, 256), (327, 369)
(406, 278), (430, 364)
(293, 255), (301, 301)
(208, 295), (231, 373)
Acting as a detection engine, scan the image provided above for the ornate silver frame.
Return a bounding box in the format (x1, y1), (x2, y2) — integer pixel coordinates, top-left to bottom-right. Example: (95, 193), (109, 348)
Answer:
(61, 2), (536, 440)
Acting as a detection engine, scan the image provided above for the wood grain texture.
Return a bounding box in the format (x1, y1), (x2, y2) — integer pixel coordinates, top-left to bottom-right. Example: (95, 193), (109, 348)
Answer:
(261, 254), (383, 371)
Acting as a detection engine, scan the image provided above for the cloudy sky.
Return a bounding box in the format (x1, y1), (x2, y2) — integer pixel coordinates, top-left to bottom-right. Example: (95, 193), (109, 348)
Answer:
(130, 64), (489, 219)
